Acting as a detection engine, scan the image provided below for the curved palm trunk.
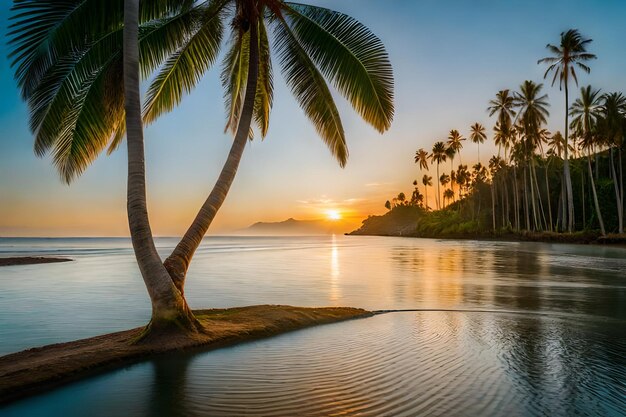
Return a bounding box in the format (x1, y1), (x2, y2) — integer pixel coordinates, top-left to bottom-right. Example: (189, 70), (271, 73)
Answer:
(587, 153), (606, 236)
(163, 21), (260, 288)
(563, 83), (575, 232)
(124, 0), (198, 333)
(544, 161), (553, 232)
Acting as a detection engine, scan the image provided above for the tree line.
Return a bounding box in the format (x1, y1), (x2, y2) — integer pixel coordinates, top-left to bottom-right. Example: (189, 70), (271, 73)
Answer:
(384, 29), (625, 236)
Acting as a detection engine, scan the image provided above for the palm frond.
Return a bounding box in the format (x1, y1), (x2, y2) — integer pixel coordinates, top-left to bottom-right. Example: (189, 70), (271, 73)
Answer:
(8, 0), (124, 99)
(221, 30), (249, 134)
(273, 15), (347, 166)
(143, 1), (226, 124)
(282, 2), (394, 132)
(254, 20), (274, 137)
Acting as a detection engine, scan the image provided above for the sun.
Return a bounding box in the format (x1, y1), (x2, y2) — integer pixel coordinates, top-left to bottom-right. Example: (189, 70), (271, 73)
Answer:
(326, 209), (342, 221)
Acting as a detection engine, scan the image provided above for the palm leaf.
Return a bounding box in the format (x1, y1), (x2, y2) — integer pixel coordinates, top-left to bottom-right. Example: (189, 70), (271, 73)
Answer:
(221, 29), (249, 134)
(273, 16), (347, 166)
(282, 2), (394, 132)
(254, 19), (273, 137)
(143, 1), (226, 124)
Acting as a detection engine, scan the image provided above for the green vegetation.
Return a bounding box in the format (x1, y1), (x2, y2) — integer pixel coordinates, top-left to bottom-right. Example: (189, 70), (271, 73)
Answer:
(355, 29), (625, 241)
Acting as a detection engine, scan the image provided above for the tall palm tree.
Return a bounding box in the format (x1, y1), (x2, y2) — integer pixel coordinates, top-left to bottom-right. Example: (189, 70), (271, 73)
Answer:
(447, 129), (465, 164)
(470, 122), (487, 162)
(422, 174), (433, 210)
(514, 80), (550, 231)
(488, 90), (517, 158)
(570, 85), (605, 235)
(443, 189), (455, 208)
(440, 173), (450, 206)
(430, 141), (447, 210)
(415, 148), (429, 172)
(539, 29), (596, 232)
(599, 92), (626, 233)
(9, 0), (394, 332)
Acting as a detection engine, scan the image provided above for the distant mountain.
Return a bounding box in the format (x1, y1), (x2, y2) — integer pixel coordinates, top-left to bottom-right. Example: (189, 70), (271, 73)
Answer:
(241, 218), (347, 235)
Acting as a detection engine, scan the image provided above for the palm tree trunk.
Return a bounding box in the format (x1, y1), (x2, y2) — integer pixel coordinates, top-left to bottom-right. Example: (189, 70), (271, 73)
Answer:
(531, 159), (547, 231)
(523, 166), (530, 230)
(491, 179), (496, 230)
(513, 166), (520, 231)
(617, 145), (624, 233)
(123, 0), (198, 333)
(563, 82), (575, 232)
(544, 161), (553, 232)
(587, 154), (606, 236)
(436, 164), (441, 210)
(528, 160), (539, 230)
(163, 20), (260, 286)
(610, 148), (624, 233)
(581, 168), (585, 228)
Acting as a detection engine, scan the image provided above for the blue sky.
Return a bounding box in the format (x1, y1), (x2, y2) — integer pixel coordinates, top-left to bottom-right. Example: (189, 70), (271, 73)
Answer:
(1, 0), (625, 236)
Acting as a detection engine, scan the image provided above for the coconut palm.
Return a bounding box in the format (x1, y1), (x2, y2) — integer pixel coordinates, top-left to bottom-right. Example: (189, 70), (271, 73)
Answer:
(422, 174), (433, 210)
(599, 92), (626, 233)
(514, 80), (550, 231)
(415, 148), (429, 171)
(385, 200), (391, 211)
(570, 85), (605, 235)
(447, 129), (465, 163)
(539, 29), (596, 233)
(470, 122), (487, 162)
(9, 0), (394, 332)
(487, 90), (516, 142)
(439, 173), (450, 206)
(443, 189), (455, 208)
(430, 141), (447, 210)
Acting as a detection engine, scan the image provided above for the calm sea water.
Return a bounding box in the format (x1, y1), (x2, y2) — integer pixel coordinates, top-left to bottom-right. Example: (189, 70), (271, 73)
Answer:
(1, 236), (625, 416)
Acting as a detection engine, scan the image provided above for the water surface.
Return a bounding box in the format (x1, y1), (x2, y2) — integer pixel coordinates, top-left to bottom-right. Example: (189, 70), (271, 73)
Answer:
(1, 236), (625, 416)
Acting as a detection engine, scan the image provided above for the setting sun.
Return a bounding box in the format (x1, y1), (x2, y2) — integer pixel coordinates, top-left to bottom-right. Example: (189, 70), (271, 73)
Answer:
(326, 210), (342, 221)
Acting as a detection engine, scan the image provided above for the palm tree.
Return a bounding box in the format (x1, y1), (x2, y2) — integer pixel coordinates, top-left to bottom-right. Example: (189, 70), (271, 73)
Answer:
(422, 174), (433, 210)
(447, 129), (465, 164)
(9, 0), (394, 333)
(397, 192), (406, 206)
(470, 123), (487, 162)
(415, 148), (429, 171)
(385, 200), (391, 211)
(430, 141), (447, 210)
(539, 29), (596, 232)
(514, 80), (550, 231)
(488, 90), (517, 157)
(599, 92), (626, 233)
(440, 173), (450, 206)
(570, 86), (606, 235)
(443, 189), (455, 208)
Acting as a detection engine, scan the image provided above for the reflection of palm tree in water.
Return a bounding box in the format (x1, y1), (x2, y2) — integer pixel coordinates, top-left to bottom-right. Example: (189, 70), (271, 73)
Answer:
(148, 356), (194, 417)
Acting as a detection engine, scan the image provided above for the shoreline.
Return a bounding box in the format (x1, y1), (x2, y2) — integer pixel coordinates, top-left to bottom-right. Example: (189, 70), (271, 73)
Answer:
(0, 305), (371, 405)
(0, 257), (73, 267)
(348, 231), (626, 246)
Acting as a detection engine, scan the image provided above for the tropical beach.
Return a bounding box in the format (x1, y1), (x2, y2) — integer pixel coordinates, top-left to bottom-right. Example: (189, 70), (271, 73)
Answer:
(1, 0), (625, 416)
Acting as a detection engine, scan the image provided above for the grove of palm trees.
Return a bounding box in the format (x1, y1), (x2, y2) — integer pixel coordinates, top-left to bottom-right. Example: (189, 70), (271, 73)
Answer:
(368, 29), (625, 241)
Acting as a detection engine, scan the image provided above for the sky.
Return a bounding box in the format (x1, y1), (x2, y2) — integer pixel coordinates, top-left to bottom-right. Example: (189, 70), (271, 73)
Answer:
(1, 0), (625, 236)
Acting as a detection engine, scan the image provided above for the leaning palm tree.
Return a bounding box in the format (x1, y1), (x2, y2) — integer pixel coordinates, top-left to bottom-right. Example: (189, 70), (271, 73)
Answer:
(430, 141), (447, 210)
(8, 0), (394, 333)
(422, 174), (433, 210)
(470, 122), (487, 162)
(538, 29), (596, 233)
(570, 85), (605, 235)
